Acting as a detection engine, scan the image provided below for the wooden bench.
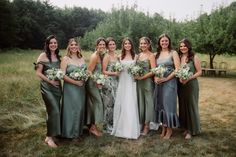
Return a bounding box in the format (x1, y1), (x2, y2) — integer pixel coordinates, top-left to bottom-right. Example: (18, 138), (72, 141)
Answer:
(201, 61), (228, 76)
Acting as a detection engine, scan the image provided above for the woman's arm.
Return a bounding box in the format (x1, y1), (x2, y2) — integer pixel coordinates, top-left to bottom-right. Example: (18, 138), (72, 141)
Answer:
(35, 53), (60, 86)
(102, 54), (119, 76)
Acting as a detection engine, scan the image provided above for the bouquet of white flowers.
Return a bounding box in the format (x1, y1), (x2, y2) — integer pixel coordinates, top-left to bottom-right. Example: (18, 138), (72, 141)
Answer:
(127, 64), (144, 77)
(175, 64), (193, 80)
(92, 73), (108, 85)
(69, 67), (90, 81)
(151, 64), (166, 78)
(111, 62), (124, 72)
(45, 68), (64, 80)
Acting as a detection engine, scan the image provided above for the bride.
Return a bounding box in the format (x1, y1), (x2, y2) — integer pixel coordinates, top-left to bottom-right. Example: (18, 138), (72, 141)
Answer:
(111, 37), (140, 139)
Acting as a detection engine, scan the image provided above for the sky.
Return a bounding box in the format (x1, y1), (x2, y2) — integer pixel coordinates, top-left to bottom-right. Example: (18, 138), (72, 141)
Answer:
(49, 0), (235, 21)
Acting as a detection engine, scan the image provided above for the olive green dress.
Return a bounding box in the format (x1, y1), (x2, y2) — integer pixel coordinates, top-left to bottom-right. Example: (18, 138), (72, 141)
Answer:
(178, 60), (201, 135)
(136, 60), (155, 124)
(86, 63), (104, 125)
(36, 61), (62, 136)
(61, 64), (86, 138)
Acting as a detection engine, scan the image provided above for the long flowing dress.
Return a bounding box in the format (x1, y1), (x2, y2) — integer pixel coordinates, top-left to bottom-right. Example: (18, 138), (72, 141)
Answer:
(36, 61), (62, 136)
(61, 64), (86, 138)
(86, 63), (104, 125)
(178, 60), (201, 135)
(136, 60), (155, 125)
(154, 52), (179, 128)
(100, 61), (118, 133)
(111, 60), (140, 139)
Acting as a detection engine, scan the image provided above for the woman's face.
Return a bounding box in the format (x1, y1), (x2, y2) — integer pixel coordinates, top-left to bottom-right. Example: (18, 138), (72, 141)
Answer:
(159, 37), (169, 49)
(107, 40), (116, 52)
(69, 41), (79, 53)
(49, 38), (58, 52)
(97, 40), (106, 52)
(124, 40), (132, 51)
(179, 42), (189, 54)
(139, 39), (149, 52)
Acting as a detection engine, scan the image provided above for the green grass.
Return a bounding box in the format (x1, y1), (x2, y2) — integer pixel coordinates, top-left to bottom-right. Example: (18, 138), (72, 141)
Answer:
(0, 49), (236, 157)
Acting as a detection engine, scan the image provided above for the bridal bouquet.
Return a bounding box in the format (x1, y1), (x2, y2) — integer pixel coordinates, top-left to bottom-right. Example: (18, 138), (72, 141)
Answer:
(111, 62), (124, 72)
(175, 64), (193, 80)
(69, 67), (90, 81)
(127, 64), (144, 77)
(45, 68), (64, 80)
(92, 73), (108, 85)
(151, 64), (166, 78)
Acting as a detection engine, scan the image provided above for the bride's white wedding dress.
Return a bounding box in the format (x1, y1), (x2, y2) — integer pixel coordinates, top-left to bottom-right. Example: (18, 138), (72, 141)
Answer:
(111, 59), (140, 139)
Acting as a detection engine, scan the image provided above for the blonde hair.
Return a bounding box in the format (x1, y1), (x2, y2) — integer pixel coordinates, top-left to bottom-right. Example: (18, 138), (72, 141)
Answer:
(66, 38), (82, 58)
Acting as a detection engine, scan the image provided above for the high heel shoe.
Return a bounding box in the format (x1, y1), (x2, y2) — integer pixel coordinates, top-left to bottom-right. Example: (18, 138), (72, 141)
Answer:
(89, 126), (103, 137)
(45, 137), (57, 148)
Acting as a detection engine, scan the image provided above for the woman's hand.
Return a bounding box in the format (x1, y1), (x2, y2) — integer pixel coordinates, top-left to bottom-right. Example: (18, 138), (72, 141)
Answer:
(49, 80), (60, 87)
(154, 77), (167, 84)
(180, 79), (188, 85)
(76, 80), (84, 86)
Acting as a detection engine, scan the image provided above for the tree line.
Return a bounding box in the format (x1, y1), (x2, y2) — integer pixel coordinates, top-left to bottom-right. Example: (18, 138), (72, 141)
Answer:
(0, 0), (236, 68)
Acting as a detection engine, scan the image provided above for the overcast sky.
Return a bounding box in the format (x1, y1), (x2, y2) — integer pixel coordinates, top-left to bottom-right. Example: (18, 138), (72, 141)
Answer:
(49, 0), (235, 21)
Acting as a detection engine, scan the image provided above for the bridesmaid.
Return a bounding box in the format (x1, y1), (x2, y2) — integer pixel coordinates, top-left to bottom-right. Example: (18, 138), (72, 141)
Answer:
(35, 35), (62, 148)
(86, 37), (106, 137)
(135, 37), (156, 135)
(60, 38), (86, 141)
(101, 37), (119, 133)
(154, 34), (180, 139)
(177, 38), (202, 139)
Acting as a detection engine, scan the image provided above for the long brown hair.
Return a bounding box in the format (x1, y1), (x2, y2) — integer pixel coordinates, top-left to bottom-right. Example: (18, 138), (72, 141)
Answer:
(66, 38), (82, 58)
(139, 37), (152, 52)
(121, 37), (135, 60)
(44, 35), (61, 62)
(178, 38), (195, 63)
(155, 33), (172, 59)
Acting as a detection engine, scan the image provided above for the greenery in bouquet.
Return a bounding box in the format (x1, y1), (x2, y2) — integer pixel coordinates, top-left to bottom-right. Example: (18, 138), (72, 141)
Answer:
(175, 64), (193, 80)
(127, 64), (144, 77)
(151, 64), (166, 78)
(111, 62), (124, 72)
(45, 68), (64, 80)
(92, 73), (108, 85)
(68, 67), (90, 81)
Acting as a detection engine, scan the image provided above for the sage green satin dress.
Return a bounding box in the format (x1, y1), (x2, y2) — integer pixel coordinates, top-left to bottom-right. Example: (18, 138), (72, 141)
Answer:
(61, 64), (86, 138)
(86, 63), (104, 125)
(37, 61), (62, 136)
(178, 60), (201, 135)
(136, 60), (155, 124)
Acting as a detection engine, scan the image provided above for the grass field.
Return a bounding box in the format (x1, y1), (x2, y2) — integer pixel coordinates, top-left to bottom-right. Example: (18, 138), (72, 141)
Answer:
(0, 49), (236, 157)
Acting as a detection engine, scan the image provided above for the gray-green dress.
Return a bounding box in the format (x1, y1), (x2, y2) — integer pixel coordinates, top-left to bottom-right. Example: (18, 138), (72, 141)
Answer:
(178, 60), (201, 135)
(101, 61), (118, 132)
(61, 64), (86, 138)
(36, 61), (62, 136)
(136, 60), (155, 124)
(86, 63), (104, 125)
(154, 52), (179, 128)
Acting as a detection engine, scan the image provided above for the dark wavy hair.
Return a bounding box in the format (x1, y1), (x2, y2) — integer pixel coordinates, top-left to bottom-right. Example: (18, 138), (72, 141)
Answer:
(121, 37), (135, 60)
(44, 35), (60, 62)
(66, 38), (82, 58)
(155, 33), (172, 59)
(178, 38), (195, 63)
(139, 36), (152, 52)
